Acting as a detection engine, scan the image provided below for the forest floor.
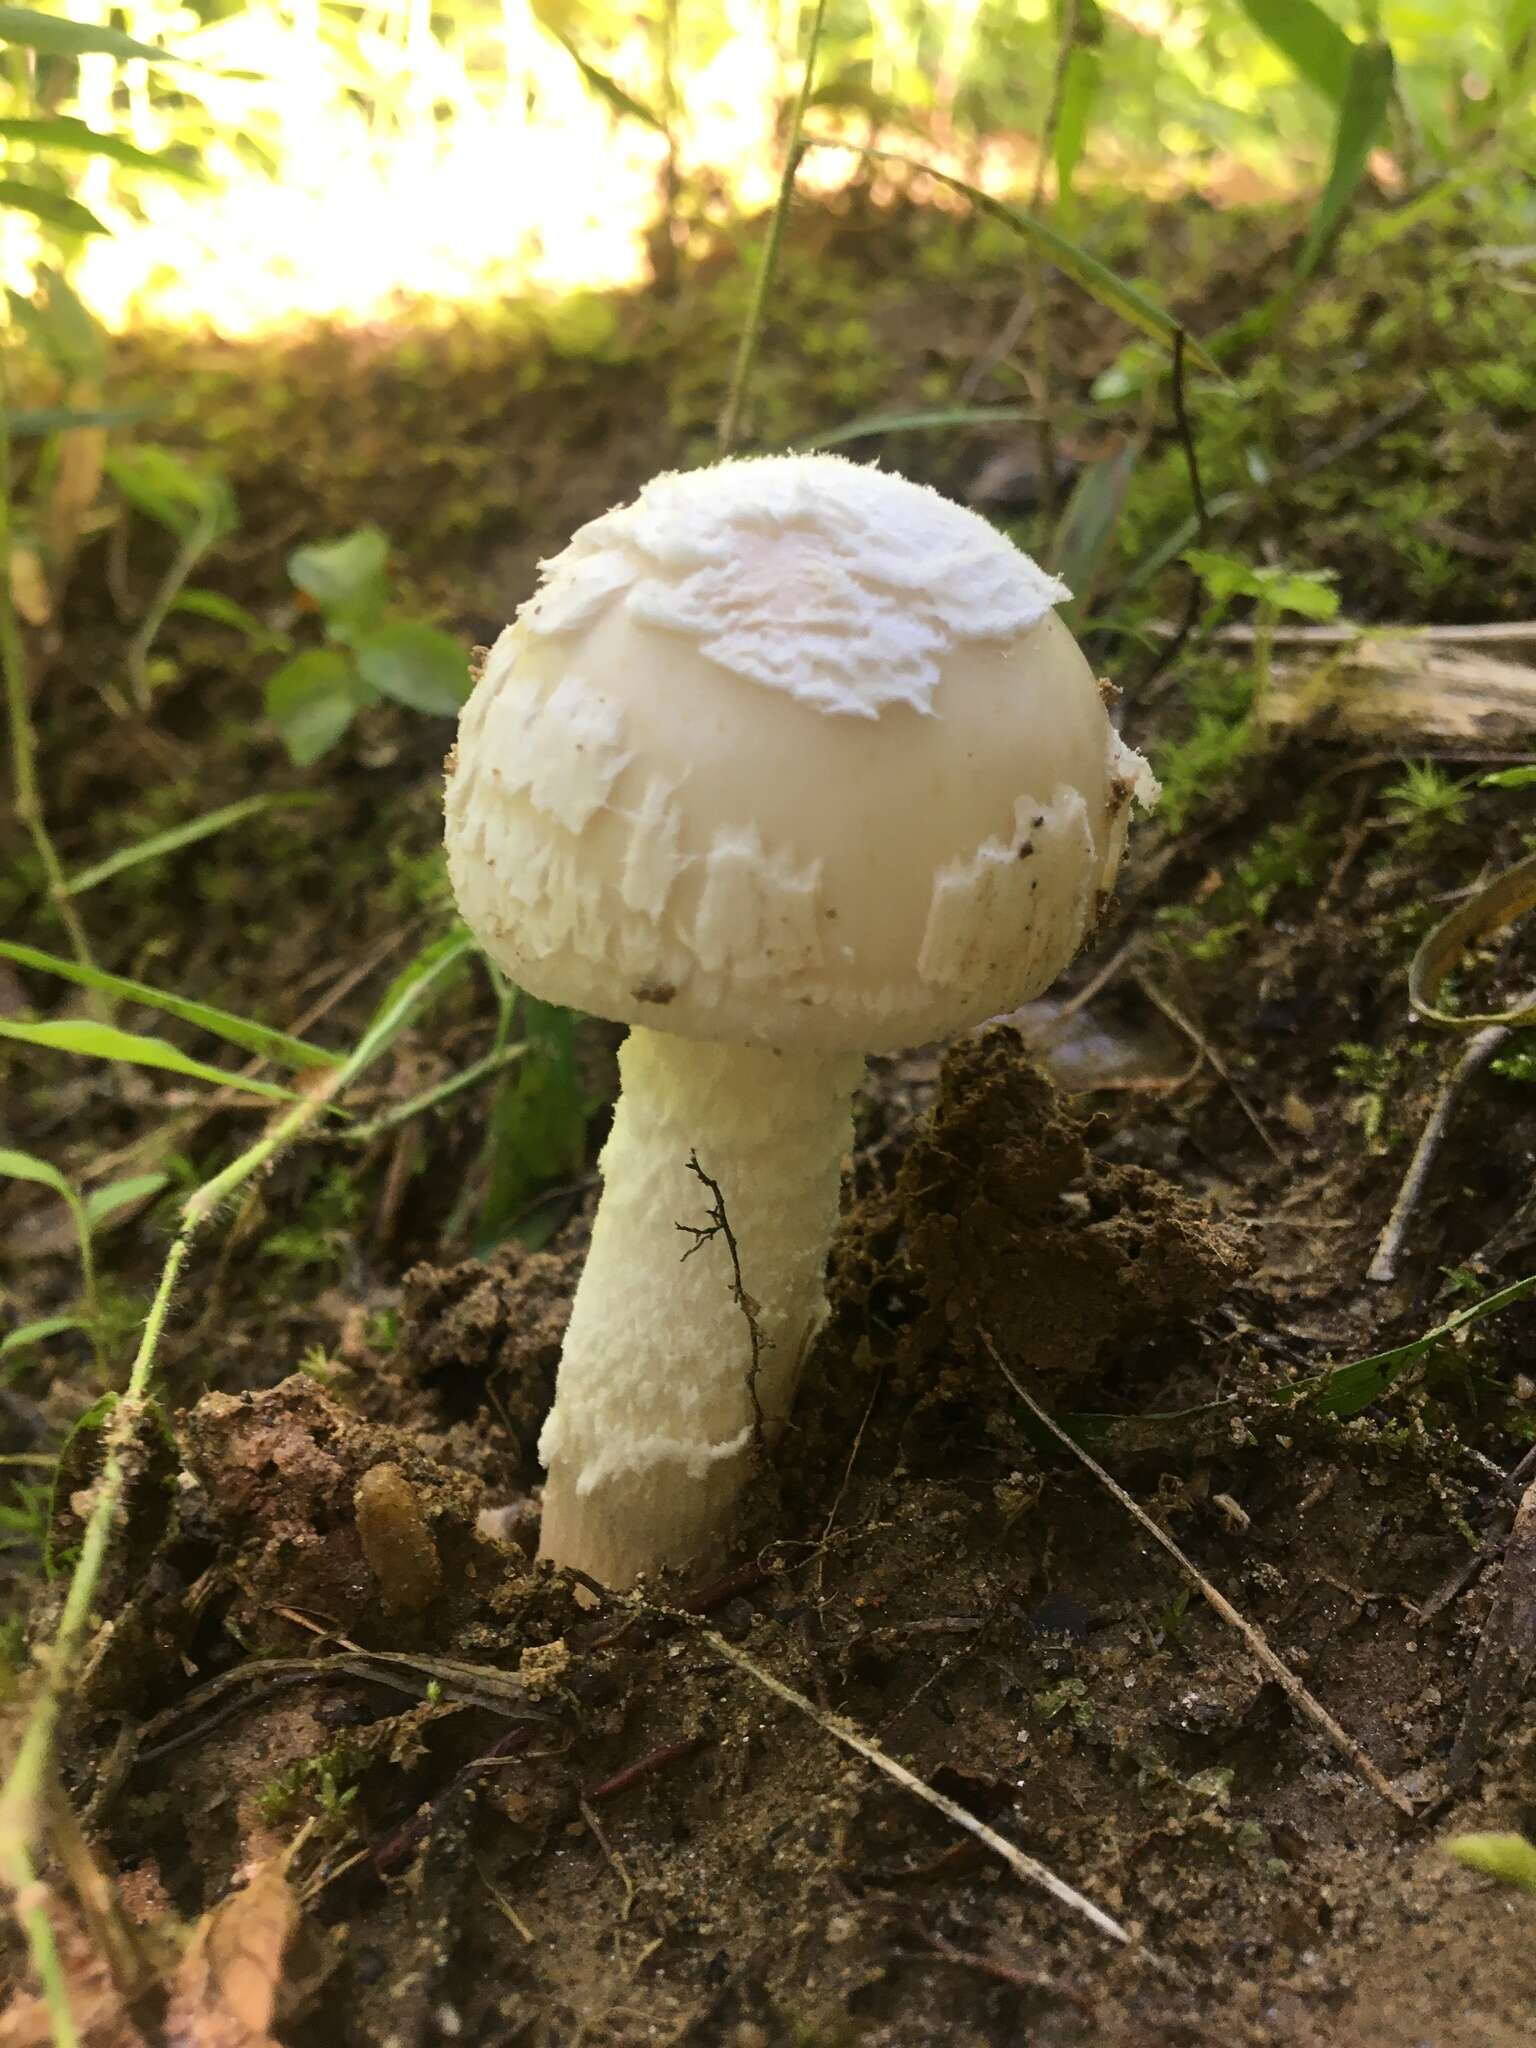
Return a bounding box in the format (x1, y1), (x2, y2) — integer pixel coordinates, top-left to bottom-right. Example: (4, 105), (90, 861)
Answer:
(4, 162), (1536, 2046)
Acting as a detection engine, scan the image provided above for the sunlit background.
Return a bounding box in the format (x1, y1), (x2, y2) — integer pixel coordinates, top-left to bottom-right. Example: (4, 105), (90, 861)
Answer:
(0, 0), (1522, 335)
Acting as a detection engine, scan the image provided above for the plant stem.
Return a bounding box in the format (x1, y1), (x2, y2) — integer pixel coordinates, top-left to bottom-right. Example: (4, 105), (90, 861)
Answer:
(1026, 0), (1080, 530)
(125, 516), (213, 711)
(60, 1189), (103, 1375)
(717, 0), (829, 454)
(0, 354), (99, 987)
(0, 936), (471, 2004)
(344, 1041), (525, 1146)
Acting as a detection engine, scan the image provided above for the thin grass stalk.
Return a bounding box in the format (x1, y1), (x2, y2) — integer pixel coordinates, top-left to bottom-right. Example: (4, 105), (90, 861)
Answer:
(0, 939), (468, 2007)
(0, 351), (100, 987)
(717, 0), (829, 454)
(1025, 0), (1080, 529)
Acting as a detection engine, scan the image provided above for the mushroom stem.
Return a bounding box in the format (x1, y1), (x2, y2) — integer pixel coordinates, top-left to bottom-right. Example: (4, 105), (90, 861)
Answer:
(538, 1026), (861, 1587)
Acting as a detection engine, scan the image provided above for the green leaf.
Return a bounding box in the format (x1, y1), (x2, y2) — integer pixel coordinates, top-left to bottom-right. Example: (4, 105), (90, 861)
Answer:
(1183, 549), (1339, 619)
(0, 1018), (299, 1100)
(351, 929), (475, 1071)
(83, 1171), (169, 1228)
(105, 445), (236, 542)
(0, 178), (104, 235)
(0, 939), (338, 1070)
(1448, 1832), (1536, 1891)
(1284, 1273), (1536, 1418)
(1053, 46), (1100, 200)
(355, 621), (470, 716)
(0, 1315), (88, 1361)
(479, 996), (591, 1250)
(532, 8), (667, 131)
(66, 793), (321, 896)
(288, 527), (389, 631)
(0, 117), (202, 180)
(1294, 41), (1395, 283)
(798, 403), (1036, 449)
(1232, 0), (1353, 103)
(0, 1146), (73, 1203)
(0, 6), (183, 62)
(170, 588), (270, 640)
(1050, 440), (1139, 629)
(7, 265), (102, 378)
(5, 403), (150, 437)
(813, 141), (1218, 372)
(264, 648), (368, 767)
(1481, 766), (1536, 790)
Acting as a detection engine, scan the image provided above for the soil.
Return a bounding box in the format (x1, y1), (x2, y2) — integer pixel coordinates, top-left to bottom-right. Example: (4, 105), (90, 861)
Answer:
(5, 180), (1536, 2046)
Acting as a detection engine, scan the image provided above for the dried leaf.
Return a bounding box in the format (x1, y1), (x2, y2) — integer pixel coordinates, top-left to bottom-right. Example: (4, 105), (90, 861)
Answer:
(164, 1860), (298, 2048)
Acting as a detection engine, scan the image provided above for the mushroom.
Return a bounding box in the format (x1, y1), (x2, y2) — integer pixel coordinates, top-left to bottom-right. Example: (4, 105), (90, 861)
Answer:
(444, 453), (1156, 1588)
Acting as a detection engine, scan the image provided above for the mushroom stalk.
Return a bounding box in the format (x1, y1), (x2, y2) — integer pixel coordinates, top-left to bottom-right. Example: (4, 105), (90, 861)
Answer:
(538, 1027), (861, 1586)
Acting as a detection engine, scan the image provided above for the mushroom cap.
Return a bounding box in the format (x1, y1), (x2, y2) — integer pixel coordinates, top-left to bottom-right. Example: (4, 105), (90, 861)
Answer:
(445, 454), (1156, 1055)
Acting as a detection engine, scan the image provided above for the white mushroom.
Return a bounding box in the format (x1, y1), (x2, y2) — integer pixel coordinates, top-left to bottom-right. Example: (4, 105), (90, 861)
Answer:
(445, 453), (1157, 1588)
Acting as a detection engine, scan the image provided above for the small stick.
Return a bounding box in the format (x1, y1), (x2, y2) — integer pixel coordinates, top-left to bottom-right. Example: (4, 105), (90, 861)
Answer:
(913, 1927), (1097, 2011)
(679, 1151), (771, 1443)
(579, 1796), (636, 1919)
(690, 1620), (1134, 1948)
(986, 1337), (1416, 1819)
(1368, 1024), (1510, 1284)
(1134, 975), (1286, 1164)
(586, 1737), (705, 1804)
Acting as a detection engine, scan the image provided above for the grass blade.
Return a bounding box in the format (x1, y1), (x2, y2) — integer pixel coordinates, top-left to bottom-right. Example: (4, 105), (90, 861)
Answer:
(798, 404), (1036, 449)
(1294, 41), (1395, 283)
(0, 1147), (72, 1202)
(82, 1172), (170, 1228)
(0, 939), (338, 1070)
(0, 5), (182, 62)
(807, 139), (1218, 373)
(1232, 0), (1352, 103)
(0, 1018), (300, 1100)
(65, 794), (320, 897)
(1285, 1274), (1536, 1418)
(0, 117), (202, 180)
(0, 1315), (88, 1362)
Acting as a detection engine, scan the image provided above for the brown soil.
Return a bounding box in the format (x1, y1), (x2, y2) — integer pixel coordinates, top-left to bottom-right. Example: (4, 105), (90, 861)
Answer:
(6, 189), (1536, 2046)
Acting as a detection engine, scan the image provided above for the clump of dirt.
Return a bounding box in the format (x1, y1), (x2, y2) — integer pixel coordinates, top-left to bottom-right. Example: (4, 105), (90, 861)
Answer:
(180, 1376), (493, 1650)
(888, 1024), (1246, 1383)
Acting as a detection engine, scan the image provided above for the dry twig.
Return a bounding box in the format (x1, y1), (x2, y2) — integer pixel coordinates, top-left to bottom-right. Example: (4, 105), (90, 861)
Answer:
(1368, 1024), (1511, 1284)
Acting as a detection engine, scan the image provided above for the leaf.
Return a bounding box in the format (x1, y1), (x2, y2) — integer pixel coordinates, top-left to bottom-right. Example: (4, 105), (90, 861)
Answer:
(82, 1172), (170, 1228)
(0, 1314), (89, 1361)
(353, 929), (474, 1072)
(1409, 848), (1536, 1030)
(288, 526), (389, 630)
(0, 178), (105, 235)
(0, 6), (183, 62)
(0, 1146), (73, 1203)
(531, 7), (667, 131)
(7, 265), (102, 379)
(1284, 1273), (1536, 1418)
(0, 939), (338, 1070)
(1183, 549), (1339, 618)
(105, 445), (236, 542)
(810, 140), (1219, 372)
(798, 403), (1037, 449)
(0, 116), (202, 180)
(0, 1018), (300, 1100)
(5, 403), (151, 437)
(355, 621), (470, 716)
(1481, 766), (1536, 790)
(166, 1859), (298, 2048)
(1232, 0), (1353, 103)
(66, 793), (321, 896)
(479, 996), (590, 1250)
(171, 587), (270, 639)
(1294, 40), (1395, 283)
(1447, 1832), (1536, 1891)
(1053, 45), (1100, 199)
(1050, 439), (1139, 628)
(264, 647), (368, 767)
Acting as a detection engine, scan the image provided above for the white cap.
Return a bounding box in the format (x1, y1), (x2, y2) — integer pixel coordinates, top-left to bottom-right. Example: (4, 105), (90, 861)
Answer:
(445, 453), (1156, 1054)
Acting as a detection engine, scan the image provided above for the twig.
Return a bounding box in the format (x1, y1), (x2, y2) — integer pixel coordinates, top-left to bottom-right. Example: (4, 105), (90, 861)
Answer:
(586, 1737), (705, 1804)
(0, 942), (472, 1996)
(717, 0), (829, 452)
(579, 1795), (636, 1919)
(679, 1151), (771, 1445)
(816, 1367), (885, 1590)
(985, 1336), (1416, 1819)
(912, 1926), (1096, 2010)
(1133, 974), (1285, 1163)
(1368, 1025), (1511, 1284)
(1149, 619), (1536, 647)
(690, 1619), (1135, 1948)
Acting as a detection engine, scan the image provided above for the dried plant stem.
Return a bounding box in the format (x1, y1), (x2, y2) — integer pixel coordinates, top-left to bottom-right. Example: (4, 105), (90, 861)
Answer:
(717, 0), (828, 453)
(692, 1619), (1134, 1947)
(0, 941), (470, 2020)
(1369, 1024), (1510, 1284)
(986, 1337), (1416, 1818)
